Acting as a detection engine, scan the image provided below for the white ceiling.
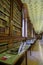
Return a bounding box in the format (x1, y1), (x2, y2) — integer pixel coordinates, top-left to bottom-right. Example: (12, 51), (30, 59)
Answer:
(21, 0), (43, 34)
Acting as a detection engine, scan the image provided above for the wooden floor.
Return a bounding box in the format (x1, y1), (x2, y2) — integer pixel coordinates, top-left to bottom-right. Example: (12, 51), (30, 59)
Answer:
(27, 39), (43, 65)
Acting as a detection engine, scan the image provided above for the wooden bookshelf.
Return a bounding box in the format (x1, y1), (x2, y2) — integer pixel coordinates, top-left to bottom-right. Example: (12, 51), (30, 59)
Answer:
(0, 43), (8, 53)
(10, 0), (22, 36)
(0, 0), (10, 36)
(0, 0), (26, 54)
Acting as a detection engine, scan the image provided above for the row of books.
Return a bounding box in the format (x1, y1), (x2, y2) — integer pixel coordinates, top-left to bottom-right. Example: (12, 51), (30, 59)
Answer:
(0, 0), (10, 35)
(0, 0), (10, 16)
(0, 27), (9, 34)
(13, 6), (21, 18)
(13, 13), (21, 21)
(13, 1), (21, 23)
(13, 18), (21, 26)
(13, 20), (21, 28)
(13, 14), (21, 23)
(0, 18), (9, 34)
(12, 1), (22, 36)
(13, 8), (21, 17)
(12, 30), (21, 36)
(13, 26), (21, 32)
(0, 43), (8, 53)
(0, 11), (9, 22)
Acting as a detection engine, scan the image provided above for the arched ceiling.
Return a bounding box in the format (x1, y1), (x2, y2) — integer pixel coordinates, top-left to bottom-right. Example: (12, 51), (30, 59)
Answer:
(21, 0), (43, 34)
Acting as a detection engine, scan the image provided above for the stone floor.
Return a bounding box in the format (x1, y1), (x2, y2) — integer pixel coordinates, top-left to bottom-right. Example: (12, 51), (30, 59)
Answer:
(27, 40), (43, 65)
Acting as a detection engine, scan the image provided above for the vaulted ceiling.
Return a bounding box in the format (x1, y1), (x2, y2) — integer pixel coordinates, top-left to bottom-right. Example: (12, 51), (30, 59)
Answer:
(21, 0), (43, 34)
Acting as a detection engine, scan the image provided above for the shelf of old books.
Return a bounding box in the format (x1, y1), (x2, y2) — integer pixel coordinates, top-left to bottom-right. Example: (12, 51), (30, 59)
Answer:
(0, 0), (10, 36)
(0, 0), (10, 16)
(12, 0), (22, 36)
(0, 43), (8, 53)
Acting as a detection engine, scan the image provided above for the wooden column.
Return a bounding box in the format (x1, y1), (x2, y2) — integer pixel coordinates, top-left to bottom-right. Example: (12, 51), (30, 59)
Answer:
(9, 0), (13, 36)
